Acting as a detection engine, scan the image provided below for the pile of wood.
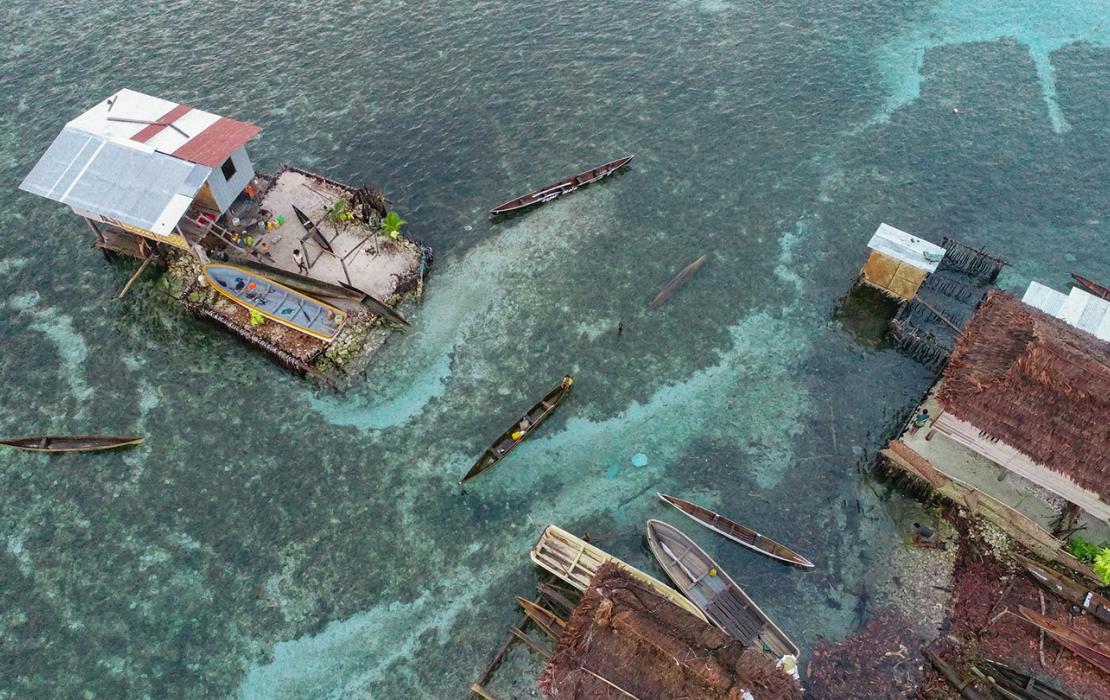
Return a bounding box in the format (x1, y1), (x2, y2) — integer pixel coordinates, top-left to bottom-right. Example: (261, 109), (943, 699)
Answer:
(351, 186), (390, 222)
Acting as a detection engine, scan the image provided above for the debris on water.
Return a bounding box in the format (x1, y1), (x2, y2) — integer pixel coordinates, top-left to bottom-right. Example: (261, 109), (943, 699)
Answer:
(631, 453), (648, 467)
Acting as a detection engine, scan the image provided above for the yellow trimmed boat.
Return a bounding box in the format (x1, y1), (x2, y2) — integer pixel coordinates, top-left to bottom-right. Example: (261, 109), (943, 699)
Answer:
(203, 264), (346, 341)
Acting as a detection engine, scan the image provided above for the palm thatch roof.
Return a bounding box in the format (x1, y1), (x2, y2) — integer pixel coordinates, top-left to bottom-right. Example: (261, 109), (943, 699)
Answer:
(537, 562), (801, 700)
(937, 291), (1110, 501)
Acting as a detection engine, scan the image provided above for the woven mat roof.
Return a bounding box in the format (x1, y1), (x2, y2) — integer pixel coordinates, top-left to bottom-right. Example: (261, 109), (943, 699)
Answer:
(537, 562), (801, 700)
(937, 291), (1110, 501)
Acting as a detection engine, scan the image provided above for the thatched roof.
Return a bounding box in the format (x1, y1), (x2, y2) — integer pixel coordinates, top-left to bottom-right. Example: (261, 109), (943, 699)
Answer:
(537, 562), (801, 700)
(937, 291), (1110, 501)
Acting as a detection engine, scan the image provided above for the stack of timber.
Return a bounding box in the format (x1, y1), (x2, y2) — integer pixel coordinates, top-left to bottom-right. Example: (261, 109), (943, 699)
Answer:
(1014, 554), (1110, 625)
(975, 659), (1077, 700)
(645, 519), (799, 659)
(657, 493), (814, 567)
(529, 524), (707, 622)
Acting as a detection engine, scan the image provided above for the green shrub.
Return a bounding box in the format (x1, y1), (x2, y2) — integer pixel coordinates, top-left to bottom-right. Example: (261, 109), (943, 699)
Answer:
(381, 211), (406, 239)
(327, 200), (355, 224)
(1067, 536), (1099, 563)
(1095, 548), (1110, 586)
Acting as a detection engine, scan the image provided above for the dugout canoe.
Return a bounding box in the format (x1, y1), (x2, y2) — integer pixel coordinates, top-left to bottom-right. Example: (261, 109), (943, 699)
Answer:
(529, 524), (708, 623)
(338, 281), (411, 328)
(975, 659), (1076, 700)
(645, 519), (799, 658)
(1014, 553), (1110, 625)
(292, 205), (335, 254)
(1071, 272), (1110, 300)
(0, 435), (143, 453)
(460, 377), (572, 484)
(1017, 605), (1110, 674)
(203, 264), (346, 341)
(489, 155), (633, 215)
(234, 259), (363, 300)
(657, 493), (814, 568)
(649, 255), (706, 308)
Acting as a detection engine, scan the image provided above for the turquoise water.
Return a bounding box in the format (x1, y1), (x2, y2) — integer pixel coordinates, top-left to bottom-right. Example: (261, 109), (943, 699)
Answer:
(1, 1), (1107, 697)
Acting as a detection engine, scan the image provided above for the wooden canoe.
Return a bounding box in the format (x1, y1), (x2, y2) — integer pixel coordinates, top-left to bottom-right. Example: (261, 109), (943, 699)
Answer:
(204, 264), (346, 342)
(292, 205), (335, 254)
(489, 155), (633, 215)
(657, 493), (814, 568)
(234, 259), (364, 300)
(976, 659), (1076, 700)
(649, 255), (706, 308)
(1017, 605), (1110, 674)
(925, 649), (986, 700)
(460, 377), (572, 484)
(645, 519), (799, 658)
(338, 281), (411, 328)
(1014, 553), (1110, 625)
(0, 435), (143, 453)
(529, 524), (708, 623)
(1071, 272), (1110, 300)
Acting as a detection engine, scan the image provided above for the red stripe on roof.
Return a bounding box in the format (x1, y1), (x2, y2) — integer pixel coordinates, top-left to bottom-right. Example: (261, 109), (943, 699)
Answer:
(131, 103), (192, 143)
(171, 117), (262, 167)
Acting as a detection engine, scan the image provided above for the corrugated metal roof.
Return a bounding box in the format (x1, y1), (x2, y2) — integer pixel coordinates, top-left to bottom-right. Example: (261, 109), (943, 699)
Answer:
(19, 128), (211, 235)
(1022, 281), (1110, 342)
(171, 117), (261, 167)
(866, 223), (945, 273)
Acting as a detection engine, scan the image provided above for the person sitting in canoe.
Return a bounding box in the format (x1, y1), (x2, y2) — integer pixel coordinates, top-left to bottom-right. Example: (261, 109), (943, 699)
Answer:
(561, 374), (573, 389)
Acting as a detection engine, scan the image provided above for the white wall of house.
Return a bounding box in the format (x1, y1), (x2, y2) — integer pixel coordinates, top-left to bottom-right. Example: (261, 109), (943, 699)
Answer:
(205, 146), (255, 214)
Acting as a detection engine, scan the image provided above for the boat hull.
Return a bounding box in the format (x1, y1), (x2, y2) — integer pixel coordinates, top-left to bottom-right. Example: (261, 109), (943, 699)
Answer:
(203, 264), (346, 341)
(0, 435), (143, 453)
(658, 493), (814, 567)
(490, 155), (633, 215)
(461, 379), (572, 483)
(645, 519), (799, 658)
(1071, 272), (1110, 300)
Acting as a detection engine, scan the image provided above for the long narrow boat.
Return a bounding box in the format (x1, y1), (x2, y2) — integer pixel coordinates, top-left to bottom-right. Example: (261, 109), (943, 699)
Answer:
(1017, 605), (1110, 674)
(0, 435), (143, 453)
(234, 259), (363, 300)
(529, 524), (708, 623)
(648, 255), (706, 308)
(657, 493), (814, 568)
(1014, 553), (1110, 625)
(645, 519), (799, 658)
(460, 377), (572, 483)
(203, 264), (346, 341)
(292, 204), (336, 254)
(976, 659), (1076, 700)
(489, 155), (633, 215)
(338, 281), (411, 328)
(1071, 272), (1110, 300)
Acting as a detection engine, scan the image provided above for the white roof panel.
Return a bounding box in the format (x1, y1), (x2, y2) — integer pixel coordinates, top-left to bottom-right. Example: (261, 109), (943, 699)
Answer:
(19, 127), (211, 236)
(66, 88), (179, 142)
(867, 222), (945, 273)
(1022, 281), (1110, 342)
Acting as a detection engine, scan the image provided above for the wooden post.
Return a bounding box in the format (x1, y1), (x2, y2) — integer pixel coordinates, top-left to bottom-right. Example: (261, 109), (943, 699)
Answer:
(84, 217), (106, 246)
(117, 257), (153, 300)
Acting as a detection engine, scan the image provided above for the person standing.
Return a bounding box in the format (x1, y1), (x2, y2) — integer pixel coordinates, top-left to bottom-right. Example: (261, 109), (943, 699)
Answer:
(292, 248), (308, 274)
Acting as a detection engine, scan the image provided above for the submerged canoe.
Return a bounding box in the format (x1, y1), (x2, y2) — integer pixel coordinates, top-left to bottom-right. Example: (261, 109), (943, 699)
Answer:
(0, 435), (143, 453)
(976, 659), (1076, 700)
(649, 255), (706, 308)
(658, 493), (814, 568)
(645, 519), (799, 658)
(1071, 272), (1110, 300)
(529, 524), (708, 623)
(460, 377), (573, 483)
(292, 205), (335, 254)
(203, 264), (346, 341)
(490, 155), (633, 215)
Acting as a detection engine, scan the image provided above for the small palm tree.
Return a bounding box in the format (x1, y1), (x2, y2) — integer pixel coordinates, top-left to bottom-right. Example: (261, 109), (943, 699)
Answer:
(381, 211), (406, 240)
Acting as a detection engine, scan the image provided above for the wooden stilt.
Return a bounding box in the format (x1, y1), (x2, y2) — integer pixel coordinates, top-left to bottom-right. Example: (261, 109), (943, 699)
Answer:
(117, 257), (153, 300)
